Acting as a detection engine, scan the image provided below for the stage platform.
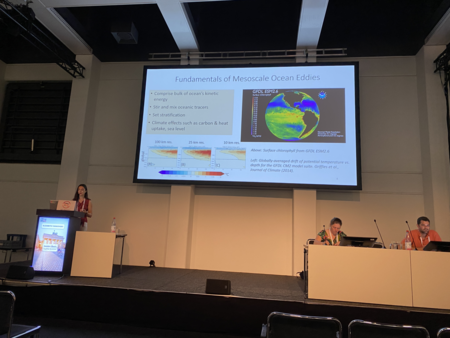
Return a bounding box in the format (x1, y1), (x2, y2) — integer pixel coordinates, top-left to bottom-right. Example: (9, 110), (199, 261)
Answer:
(1, 262), (449, 337)
(14, 264), (306, 303)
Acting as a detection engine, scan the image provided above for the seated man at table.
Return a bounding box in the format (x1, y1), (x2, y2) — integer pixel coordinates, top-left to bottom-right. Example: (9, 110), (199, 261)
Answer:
(314, 217), (347, 246)
(401, 216), (442, 250)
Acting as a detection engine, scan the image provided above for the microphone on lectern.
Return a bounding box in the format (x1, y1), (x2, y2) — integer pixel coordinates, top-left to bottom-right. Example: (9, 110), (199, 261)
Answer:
(406, 221), (418, 250)
(373, 219), (386, 248)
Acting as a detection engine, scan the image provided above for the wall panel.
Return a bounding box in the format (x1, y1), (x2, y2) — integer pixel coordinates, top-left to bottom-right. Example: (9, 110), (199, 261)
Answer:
(191, 189), (293, 275)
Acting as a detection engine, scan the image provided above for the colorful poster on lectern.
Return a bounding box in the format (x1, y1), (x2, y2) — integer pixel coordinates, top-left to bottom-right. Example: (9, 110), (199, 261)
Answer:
(32, 216), (70, 272)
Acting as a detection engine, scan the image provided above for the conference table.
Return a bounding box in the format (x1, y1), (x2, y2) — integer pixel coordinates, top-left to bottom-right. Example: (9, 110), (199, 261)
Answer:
(307, 245), (450, 310)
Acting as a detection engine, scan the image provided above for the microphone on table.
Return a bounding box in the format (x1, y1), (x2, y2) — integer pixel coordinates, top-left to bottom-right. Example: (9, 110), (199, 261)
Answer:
(406, 221), (418, 250)
(373, 219), (386, 248)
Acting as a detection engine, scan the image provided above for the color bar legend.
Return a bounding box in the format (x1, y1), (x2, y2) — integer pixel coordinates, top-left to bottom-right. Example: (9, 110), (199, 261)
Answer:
(159, 170), (224, 176)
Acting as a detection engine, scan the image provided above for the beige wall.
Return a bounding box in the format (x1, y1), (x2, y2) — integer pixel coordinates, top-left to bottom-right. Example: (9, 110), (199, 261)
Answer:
(0, 164), (59, 251)
(0, 54), (448, 274)
(314, 56), (425, 246)
(0, 63), (70, 255)
(192, 188), (293, 275)
(416, 46), (450, 239)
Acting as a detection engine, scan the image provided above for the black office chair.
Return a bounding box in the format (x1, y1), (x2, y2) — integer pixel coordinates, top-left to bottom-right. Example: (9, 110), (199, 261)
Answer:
(0, 291), (40, 338)
(438, 328), (450, 338)
(348, 319), (429, 338)
(306, 238), (315, 245)
(264, 311), (342, 338)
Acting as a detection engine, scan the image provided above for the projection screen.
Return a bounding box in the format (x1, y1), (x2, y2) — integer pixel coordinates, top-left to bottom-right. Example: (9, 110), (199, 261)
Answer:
(133, 62), (361, 190)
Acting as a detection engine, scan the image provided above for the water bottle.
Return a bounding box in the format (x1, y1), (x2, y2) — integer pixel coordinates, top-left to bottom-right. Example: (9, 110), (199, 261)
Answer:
(111, 217), (116, 233)
(405, 231), (412, 250)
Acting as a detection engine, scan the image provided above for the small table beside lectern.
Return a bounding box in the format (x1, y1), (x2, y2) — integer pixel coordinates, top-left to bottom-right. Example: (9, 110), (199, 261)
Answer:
(71, 232), (127, 278)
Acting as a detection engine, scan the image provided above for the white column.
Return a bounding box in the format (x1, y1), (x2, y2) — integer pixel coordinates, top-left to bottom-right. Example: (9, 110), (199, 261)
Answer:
(292, 189), (317, 275)
(56, 55), (101, 199)
(416, 45), (450, 239)
(156, 0), (198, 52)
(296, 0), (328, 63)
(164, 185), (195, 268)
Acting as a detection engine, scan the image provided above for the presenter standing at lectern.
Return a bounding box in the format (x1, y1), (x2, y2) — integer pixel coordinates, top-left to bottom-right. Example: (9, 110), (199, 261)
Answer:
(314, 217), (346, 245)
(73, 184), (92, 231)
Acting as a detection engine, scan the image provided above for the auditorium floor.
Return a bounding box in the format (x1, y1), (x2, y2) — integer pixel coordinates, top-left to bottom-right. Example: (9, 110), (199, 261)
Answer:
(14, 316), (257, 338)
(3, 263), (450, 337)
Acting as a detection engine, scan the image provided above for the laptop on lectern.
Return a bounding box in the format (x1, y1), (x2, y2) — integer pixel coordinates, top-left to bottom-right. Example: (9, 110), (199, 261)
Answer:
(49, 200), (76, 211)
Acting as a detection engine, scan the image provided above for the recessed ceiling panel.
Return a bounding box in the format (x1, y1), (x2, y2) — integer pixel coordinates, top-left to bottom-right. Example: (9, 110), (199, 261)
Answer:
(186, 0), (302, 52)
(55, 4), (179, 62)
(318, 0), (447, 57)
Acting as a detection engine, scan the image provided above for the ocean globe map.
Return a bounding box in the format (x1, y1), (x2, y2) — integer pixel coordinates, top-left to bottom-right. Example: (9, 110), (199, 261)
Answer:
(265, 91), (320, 141)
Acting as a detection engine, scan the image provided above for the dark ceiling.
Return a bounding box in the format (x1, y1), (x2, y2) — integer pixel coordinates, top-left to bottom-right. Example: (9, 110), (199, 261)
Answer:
(55, 4), (178, 62)
(318, 0), (445, 57)
(186, 0), (303, 53)
(0, 0), (449, 64)
(0, 10), (76, 64)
